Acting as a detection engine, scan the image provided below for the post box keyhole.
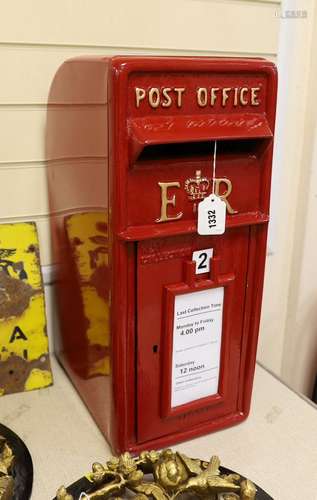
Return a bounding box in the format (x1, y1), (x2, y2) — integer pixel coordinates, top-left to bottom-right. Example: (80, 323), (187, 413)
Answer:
(153, 345), (159, 354)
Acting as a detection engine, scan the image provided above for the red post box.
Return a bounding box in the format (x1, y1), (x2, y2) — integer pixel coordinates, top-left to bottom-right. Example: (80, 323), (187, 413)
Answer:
(47, 56), (277, 454)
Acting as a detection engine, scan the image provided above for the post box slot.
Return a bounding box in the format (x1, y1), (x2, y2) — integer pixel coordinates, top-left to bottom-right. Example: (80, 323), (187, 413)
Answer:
(134, 138), (270, 164)
(129, 112), (273, 163)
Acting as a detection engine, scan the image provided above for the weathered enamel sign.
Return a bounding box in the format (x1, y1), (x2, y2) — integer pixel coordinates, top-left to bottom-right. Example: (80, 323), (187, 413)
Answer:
(0, 222), (52, 395)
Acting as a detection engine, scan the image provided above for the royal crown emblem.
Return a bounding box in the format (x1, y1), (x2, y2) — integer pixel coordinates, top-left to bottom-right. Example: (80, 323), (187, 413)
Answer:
(184, 170), (210, 202)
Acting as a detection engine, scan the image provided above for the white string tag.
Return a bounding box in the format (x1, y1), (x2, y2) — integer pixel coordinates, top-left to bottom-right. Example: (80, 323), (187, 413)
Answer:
(197, 141), (226, 235)
(197, 194), (226, 235)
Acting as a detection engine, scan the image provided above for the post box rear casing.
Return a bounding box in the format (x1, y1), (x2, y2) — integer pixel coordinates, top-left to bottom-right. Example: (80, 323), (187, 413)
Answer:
(47, 57), (277, 454)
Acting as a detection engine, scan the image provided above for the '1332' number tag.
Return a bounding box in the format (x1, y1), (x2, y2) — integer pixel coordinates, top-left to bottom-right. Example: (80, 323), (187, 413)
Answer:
(197, 194), (226, 235)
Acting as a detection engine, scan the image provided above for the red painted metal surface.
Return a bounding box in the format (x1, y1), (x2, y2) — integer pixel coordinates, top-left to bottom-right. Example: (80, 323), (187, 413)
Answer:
(137, 231), (247, 443)
(46, 56), (277, 454)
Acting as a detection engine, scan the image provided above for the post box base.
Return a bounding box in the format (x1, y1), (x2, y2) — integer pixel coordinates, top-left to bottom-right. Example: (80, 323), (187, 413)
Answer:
(57, 348), (250, 454)
(126, 412), (249, 455)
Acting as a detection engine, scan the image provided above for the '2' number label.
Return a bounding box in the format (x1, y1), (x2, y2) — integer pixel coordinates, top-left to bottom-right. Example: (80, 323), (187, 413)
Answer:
(192, 248), (213, 275)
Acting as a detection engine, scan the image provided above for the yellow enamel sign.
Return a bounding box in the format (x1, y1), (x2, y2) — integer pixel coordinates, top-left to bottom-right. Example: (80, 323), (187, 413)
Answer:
(0, 222), (52, 395)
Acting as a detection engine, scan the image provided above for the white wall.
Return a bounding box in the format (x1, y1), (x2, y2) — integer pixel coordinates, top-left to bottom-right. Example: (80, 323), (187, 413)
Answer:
(258, 0), (317, 396)
(279, 0), (317, 396)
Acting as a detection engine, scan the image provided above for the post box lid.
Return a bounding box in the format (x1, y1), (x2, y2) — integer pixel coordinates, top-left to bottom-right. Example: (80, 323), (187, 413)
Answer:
(129, 112), (273, 162)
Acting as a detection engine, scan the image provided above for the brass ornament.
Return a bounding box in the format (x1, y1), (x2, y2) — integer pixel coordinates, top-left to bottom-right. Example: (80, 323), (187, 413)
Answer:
(0, 436), (14, 500)
(184, 170), (210, 203)
(56, 449), (257, 500)
(156, 182), (183, 223)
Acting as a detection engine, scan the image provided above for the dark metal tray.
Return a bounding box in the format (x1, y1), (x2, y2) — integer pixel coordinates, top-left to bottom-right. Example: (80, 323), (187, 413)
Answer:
(0, 423), (33, 500)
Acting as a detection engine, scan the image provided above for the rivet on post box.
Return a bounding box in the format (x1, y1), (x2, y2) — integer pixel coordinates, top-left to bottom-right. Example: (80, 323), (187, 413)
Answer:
(47, 56), (277, 454)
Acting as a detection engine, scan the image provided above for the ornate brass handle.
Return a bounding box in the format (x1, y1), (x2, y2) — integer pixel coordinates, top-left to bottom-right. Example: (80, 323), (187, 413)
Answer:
(56, 449), (257, 500)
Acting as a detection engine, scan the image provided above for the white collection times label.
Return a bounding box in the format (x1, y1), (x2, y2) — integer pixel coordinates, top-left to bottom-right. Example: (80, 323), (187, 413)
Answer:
(171, 287), (224, 408)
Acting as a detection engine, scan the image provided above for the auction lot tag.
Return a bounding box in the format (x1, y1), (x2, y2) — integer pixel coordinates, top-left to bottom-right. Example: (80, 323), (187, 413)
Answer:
(198, 194), (226, 235)
(171, 287), (224, 408)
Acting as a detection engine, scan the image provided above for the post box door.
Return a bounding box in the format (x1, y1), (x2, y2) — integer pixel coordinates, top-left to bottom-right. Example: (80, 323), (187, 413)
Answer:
(137, 227), (250, 443)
